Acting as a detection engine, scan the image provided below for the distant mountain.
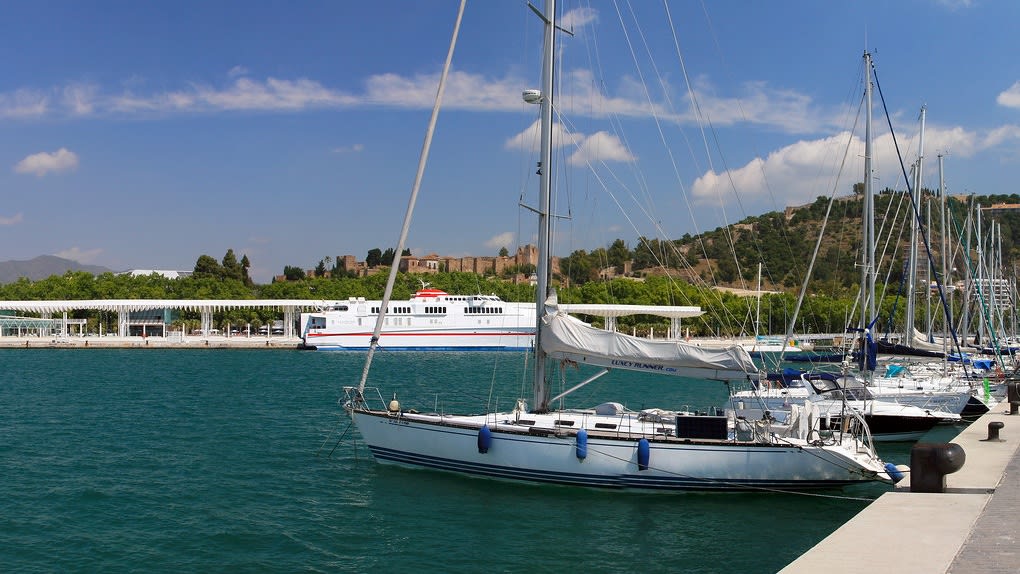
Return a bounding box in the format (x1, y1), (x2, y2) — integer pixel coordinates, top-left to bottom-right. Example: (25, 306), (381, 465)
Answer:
(0, 255), (113, 284)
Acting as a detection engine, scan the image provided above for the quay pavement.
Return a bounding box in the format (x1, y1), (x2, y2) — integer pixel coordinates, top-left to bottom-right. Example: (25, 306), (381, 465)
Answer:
(781, 405), (1020, 573)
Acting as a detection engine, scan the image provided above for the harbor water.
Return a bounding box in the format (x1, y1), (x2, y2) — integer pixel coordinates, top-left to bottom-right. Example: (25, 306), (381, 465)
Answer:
(1, 349), (961, 573)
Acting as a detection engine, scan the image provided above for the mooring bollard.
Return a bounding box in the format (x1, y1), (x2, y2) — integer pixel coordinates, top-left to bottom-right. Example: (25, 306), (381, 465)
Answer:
(910, 442), (966, 493)
(1008, 383), (1020, 415)
(982, 421), (1005, 442)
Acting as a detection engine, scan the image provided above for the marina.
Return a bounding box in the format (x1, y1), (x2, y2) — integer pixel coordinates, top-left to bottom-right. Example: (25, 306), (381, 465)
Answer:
(4, 347), (1015, 573)
(4, 0), (1020, 570)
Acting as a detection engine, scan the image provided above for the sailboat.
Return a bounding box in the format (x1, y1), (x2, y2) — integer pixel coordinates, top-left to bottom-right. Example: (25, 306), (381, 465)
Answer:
(343, 0), (898, 491)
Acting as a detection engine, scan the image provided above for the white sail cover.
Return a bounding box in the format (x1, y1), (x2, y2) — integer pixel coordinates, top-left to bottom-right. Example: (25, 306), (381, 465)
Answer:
(908, 327), (951, 352)
(541, 309), (757, 381)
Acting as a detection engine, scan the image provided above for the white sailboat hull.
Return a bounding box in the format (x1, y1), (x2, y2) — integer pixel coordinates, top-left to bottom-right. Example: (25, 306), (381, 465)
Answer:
(351, 410), (890, 490)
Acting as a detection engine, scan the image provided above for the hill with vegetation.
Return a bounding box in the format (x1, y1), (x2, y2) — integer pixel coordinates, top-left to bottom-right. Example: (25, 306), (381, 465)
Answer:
(2, 192), (1017, 337)
(0, 255), (111, 284)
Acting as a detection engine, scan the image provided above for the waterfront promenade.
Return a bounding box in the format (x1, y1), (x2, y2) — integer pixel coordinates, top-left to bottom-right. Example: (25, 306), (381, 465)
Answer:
(0, 335), (303, 349)
(782, 405), (1020, 573)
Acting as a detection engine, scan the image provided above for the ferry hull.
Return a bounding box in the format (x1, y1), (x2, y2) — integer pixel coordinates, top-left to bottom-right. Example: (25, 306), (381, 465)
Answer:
(304, 330), (533, 351)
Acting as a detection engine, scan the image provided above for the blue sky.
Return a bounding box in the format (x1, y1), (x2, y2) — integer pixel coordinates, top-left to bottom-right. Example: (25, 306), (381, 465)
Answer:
(1, 0), (1017, 284)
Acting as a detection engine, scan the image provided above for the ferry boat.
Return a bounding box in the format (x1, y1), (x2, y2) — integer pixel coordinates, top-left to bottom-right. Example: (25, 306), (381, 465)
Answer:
(299, 288), (536, 351)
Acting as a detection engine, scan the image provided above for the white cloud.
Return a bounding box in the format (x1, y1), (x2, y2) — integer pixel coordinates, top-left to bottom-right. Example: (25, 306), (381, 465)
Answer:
(110, 77), (357, 113)
(0, 212), (24, 225)
(685, 78), (824, 134)
(14, 148), (79, 176)
(365, 70), (524, 111)
(54, 246), (102, 263)
(690, 122), (1010, 210)
(561, 6), (598, 30)
(982, 124), (1020, 149)
(0, 88), (48, 119)
(935, 0), (974, 10)
(0, 58), (831, 137)
(332, 144), (365, 154)
(505, 119), (584, 152)
(996, 82), (1020, 109)
(63, 84), (97, 115)
(568, 131), (635, 166)
(484, 232), (516, 250)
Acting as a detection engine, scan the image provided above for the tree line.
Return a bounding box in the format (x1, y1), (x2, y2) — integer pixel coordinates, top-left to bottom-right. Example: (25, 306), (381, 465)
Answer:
(2, 191), (1015, 336)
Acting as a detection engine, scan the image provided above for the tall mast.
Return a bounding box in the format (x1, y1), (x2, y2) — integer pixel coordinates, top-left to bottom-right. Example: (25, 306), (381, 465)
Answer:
(976, 206), (985, 345)
(860, 53), (876, 343)
(532, 0), (556, 413)
(905, 106), (925, 347)
(938, 154), (949, 356)
(755, 262), (763, 339)
(925, 188), (933, 337)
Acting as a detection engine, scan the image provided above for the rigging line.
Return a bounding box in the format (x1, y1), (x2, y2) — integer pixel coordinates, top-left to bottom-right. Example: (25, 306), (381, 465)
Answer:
(325, 420), (356, 459)
(947, 202), (1006, 366)
(684, 1), (802, 294)
(356, 0), (467, 394)
(606, 0), (725, 302)
(624, 3), (754, 305)
(780, 108), (863, 361)
(554, 110), (743, 330)
(871, 63), (970, 375)
(876, 190), (910, 338)
(548, 114), (739, 328)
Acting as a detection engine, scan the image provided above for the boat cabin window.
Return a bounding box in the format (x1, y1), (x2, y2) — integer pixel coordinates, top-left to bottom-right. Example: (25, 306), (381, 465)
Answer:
(465, 307), (503, 314)
(372, 306), (412, 315)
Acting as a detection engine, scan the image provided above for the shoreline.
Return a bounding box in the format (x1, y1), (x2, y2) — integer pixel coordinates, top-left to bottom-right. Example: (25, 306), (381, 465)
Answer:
(0, 335), (304, 349)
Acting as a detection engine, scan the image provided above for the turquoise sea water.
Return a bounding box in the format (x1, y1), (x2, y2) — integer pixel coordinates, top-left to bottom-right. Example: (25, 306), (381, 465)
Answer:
(1, 349), (961, 573)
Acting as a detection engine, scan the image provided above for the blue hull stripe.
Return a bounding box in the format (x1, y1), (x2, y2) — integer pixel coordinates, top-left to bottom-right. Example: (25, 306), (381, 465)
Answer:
(367, 445), (864, 491)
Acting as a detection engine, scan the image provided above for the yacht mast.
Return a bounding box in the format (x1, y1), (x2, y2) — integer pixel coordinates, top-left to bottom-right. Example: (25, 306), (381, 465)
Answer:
(905, 106), (925, 347)
(532, 0), (556, 413)
(859, 52), (876, 377)
(938, 154), (950, 356)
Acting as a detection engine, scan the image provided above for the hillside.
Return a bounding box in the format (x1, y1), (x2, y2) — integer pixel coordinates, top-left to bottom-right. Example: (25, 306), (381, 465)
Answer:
(0, 255), (113, 284)
(638, 191), (1020, 295)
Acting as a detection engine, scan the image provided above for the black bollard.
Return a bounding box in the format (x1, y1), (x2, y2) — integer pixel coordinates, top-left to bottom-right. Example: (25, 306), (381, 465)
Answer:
(910, 442), (966, 493)
(1009, 383), (1020, 415)
(981, 421), (1005, 442)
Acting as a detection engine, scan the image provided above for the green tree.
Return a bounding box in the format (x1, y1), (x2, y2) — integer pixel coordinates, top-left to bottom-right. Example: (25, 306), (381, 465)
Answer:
(282, 266), (305, 281)
(366, 248), (382, 267)
(561, 249), (595, 286)
(240, 254), (252, 286)
(222, 249), (244, 282)
(607, 238), (630, 273)
(193, 255), (222, 279)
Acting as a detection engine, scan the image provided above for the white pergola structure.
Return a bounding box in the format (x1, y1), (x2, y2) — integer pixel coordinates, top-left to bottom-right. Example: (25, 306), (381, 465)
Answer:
(0, 299), (329, 338)
(558, 303), (703, 340)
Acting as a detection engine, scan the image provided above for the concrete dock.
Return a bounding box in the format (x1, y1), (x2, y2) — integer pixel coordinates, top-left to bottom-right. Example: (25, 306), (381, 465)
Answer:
(782, 406), (1020, 573)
